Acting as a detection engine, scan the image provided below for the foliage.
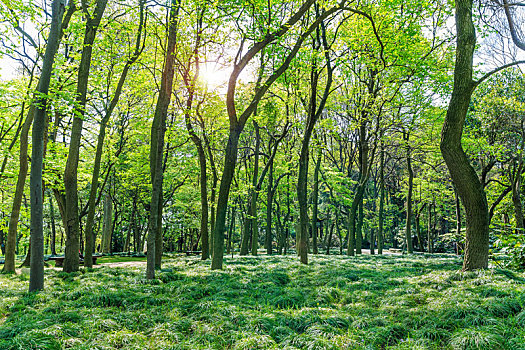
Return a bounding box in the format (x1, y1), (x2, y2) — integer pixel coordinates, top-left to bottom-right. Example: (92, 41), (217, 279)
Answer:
(1, 254), (525, 349)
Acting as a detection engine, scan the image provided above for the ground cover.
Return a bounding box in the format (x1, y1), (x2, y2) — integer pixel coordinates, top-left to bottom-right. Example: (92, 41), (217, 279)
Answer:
(1, 254), (524, 349)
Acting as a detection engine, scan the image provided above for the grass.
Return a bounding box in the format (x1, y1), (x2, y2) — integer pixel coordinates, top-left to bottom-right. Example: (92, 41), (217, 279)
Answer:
(1, 254), (525, 349)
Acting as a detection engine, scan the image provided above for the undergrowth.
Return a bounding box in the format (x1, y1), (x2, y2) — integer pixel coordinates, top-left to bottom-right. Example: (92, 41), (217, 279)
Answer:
(1, 254), (524, 349)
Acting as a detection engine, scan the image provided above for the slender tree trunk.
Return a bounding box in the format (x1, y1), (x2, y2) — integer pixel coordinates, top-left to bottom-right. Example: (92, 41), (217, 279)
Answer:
(454, 185), (462, 251)
(416, 214), (423, 252)
(326, 221), (334, 255)
(240, 201), (251, 255)
(312, 152), (321, 254)
(63, 0), (108, 273)
(147, 0), (180, 279)
(28, 0), (66, 290)
(405, 133), (413, 254)
(101, 193), (112, 254)
(3, 109), (34, 273)
(49, 193), (57, 255)
(251, 121), (261, 256)
(440, 0), (489, 270)
(427, 201), (433, 253)
(211, 129), (241, 269)
(84, 1), (143, 266)
(378, 155), (384, 255)
(356, 199), (364, 254)
(186, 109), (209, 260)
(211, 0), (324, 269)
(265, 160), (273, 254)
(227, 206), (235, 254)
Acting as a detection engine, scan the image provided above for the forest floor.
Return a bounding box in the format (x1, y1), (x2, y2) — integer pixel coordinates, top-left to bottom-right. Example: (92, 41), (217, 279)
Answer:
(1, 254), (525, 350)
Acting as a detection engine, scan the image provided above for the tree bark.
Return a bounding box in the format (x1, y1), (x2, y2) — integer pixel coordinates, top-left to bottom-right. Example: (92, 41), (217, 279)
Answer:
(312, 152), (321, 254)
(378, 146), (385, 255)
(3, 108), (34, 273)
(250, 121), (261, 255)
(147, 0), (180, 279)
(101, 193), (112, 254)
(49, 193), (57, 255)
(265, 160), (274, 254)
(405, 132), (413, 254)
(63, 0), (108, 273)
(83, 0), (144, 267)
(440, 0), (489, 270)
(211, 0), (334, 269)
(28, 0), (67, 290)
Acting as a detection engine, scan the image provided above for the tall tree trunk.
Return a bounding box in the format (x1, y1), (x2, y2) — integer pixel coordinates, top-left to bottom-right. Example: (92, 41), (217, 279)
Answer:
(312, 152), (321, 255)
(227, 206), (235, 254)
(356, 199), (364, 254)
(326, 221), (334, 255)
(49, 193), (57, 255)
(405, 133), (413, 254)
(251, 121), (261, 255)
(378, 149), (385, 254)
(101, 193), (112, 254)
(416, 213), (423, 252)
(3, 108), (34, 273)
(211, 0), (331, 269)
(28, 0), (67, 290)
(427, 201), (433, 253)
(440, 0), (489, 270)
(265, 160), (273, 254)
(240, 201), (251, 255)
(147, 0), (180, 279)
(84, 0), (144, 267)
(211, 129), (241, 269)
(63, 0), (108, 273)
(454, 185), (462, 251)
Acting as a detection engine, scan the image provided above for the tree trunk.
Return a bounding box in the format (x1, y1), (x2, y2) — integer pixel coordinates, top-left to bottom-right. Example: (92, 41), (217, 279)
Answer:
(49, 193), (57, 255)
(84, 1), (144, 266)
(211, 129), (241, 269)
(427, 201), (433, 253)
(211, 0), (325, 269)
(251, 121), (261, 256)
(63, 0), (108, 273)
(28, 0), (67, 290)
(147, 0), (180, 279)
(356, 199), (364, 254)
(101, 193), (112, 254)
(405, 133), (413, 254)
(312, 152), (321, 254)
(3, 108), (34, 273)
(326, 221), (334, 255)
(227, 206), (235, 254)
(454, 185), (462, 251)
(240, 201), (251, 255)
(265, 160), (273, 254)
(440, 0), (489, 270)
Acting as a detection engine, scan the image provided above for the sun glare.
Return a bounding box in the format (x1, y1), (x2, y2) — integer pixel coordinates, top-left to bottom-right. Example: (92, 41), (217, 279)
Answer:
(200, 62), (231, 90)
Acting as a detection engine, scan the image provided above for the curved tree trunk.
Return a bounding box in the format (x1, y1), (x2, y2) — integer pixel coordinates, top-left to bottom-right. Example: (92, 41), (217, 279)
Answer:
(3, 108), (34, 274)
(440, 0), (489, 270)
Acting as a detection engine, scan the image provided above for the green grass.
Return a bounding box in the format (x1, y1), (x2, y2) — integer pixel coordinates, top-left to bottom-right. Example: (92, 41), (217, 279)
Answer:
(1, 254), (524, 349)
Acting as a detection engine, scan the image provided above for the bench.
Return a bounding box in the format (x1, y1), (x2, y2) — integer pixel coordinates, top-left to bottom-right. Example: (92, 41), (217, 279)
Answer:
(185, 251), (202, 256)
(49, 255), (101, 267)
(389, 248), (402, 254)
